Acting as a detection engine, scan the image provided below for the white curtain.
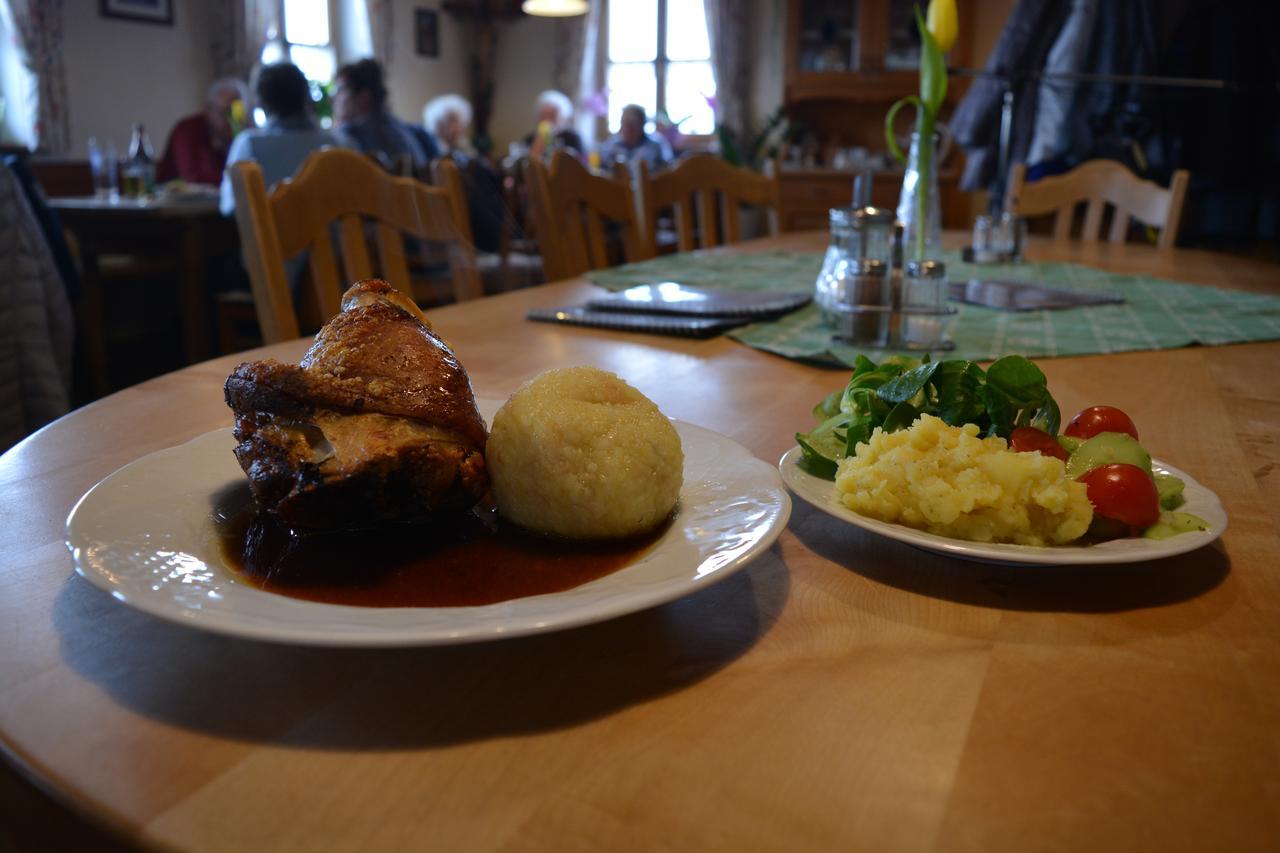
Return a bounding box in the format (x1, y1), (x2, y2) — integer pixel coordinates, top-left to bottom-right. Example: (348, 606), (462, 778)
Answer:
(3, 0), (69, 153)
(558, 0), (604, 145)
(704, 0), (750, 133)
(209, 0), (277, 82)
(365, 0), (393, 71)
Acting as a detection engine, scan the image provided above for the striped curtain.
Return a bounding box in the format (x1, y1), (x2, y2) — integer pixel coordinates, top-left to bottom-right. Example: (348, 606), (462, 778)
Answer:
(4, 0), (70, 153)
(209, 0), (277, 82)
(704, 0), (751, 133)
(556, 0), (604, 146)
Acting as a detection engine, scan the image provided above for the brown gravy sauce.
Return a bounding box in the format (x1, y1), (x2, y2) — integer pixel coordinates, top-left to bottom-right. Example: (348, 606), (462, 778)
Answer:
(217, 506), (667, 608)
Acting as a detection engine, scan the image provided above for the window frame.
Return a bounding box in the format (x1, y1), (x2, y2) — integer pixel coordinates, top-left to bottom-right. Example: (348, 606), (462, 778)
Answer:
(264, 0), (338, 83)
(602, 0), (716, 141)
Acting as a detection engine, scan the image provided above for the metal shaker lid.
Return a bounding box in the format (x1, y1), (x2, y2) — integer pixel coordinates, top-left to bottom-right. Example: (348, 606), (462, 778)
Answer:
(905, 260), (947, 278)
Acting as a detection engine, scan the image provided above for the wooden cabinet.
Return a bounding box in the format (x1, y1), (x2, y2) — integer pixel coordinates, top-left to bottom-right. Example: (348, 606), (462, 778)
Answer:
(785, 0), (974, 104)
(777, 166), (969, 233)
(778, 0), (976, 229)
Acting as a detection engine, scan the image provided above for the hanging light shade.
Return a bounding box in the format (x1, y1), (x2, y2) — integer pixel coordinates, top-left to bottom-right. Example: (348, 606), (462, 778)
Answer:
(522, 0), (588, 16)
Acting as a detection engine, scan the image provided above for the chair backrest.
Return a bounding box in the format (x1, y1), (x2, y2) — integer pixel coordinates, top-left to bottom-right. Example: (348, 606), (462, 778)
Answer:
(1006, 160), (1190, 249)
(523, 151), (651, 282)
(635, 154), (782, 254)
(229, 147), (481, 344)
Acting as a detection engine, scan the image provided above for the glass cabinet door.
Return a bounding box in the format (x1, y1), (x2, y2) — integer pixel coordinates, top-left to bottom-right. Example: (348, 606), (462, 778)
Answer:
(797, 0), (861, 72)
(883, 0), (923, 71)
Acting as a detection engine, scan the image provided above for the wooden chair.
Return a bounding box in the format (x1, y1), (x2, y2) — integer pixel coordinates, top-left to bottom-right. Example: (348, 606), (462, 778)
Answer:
(429, 155), (544, 294)
(523, 151), (651, 282)
(635, 154), (782, 255)
(228, 147), (481, 344)
(1006, 160), (1190, 249)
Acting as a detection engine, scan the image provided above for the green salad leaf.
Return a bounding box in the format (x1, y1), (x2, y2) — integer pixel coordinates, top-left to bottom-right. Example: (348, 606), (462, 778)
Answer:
(796, 354), (1060, 480)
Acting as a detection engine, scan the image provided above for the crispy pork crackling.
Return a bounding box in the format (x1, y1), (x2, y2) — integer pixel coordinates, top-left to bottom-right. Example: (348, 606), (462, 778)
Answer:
(224, 279), (489, 530)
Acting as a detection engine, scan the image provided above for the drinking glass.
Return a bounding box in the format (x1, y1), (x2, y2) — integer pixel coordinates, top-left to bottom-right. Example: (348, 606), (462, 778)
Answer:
(88, 138), (119, 202)
(971, 214), (995, 263)
(992, 212), (1024, 258)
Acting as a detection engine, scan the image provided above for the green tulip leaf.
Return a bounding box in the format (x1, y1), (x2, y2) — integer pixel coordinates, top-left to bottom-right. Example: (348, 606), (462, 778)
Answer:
(884, 95), (924, 164)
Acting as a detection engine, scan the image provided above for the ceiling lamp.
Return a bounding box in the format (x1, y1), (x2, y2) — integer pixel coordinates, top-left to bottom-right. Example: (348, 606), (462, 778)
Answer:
(522, 0), (588, 16)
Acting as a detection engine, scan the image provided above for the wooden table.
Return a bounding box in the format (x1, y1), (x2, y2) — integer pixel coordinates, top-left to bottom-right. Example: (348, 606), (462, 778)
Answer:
(49, 196), (240, 396)
(3, 233), (1279, 851)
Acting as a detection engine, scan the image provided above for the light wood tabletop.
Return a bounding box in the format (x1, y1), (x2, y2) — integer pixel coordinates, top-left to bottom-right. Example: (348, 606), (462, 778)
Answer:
(3, 232), (1279, 851)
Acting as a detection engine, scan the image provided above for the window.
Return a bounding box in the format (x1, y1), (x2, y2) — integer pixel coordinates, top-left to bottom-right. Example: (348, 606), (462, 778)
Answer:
(606, 0), (716, 136)
(0, 2), (36, 148)
(261, 0), (337, 85)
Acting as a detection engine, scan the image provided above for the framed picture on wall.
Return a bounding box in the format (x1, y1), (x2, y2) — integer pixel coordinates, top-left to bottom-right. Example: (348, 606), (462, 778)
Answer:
(100, 0), (174, 25)
(415, 9), (440, 58)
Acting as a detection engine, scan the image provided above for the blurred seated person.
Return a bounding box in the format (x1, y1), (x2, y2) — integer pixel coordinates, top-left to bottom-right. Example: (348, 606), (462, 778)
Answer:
(522, 90), (584, 161)
(219, 62), (351, 216)
(425, 94), (474, 159)
(424, 94), (505, 254)
(334, 58), (436, 173)
(158, 78), (250, 185)
(597, 104), (672, 170)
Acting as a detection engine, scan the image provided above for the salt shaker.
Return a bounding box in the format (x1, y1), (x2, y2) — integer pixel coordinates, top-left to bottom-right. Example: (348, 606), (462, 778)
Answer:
(899, 260), (954, 351)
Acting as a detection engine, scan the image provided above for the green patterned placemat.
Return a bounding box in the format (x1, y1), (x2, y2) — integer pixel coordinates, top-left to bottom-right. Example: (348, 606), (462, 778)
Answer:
(586, 250), (1280, 367)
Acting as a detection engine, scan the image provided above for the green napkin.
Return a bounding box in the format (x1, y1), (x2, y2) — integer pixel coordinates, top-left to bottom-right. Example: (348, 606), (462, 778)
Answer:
(586, 250), (1280, 367)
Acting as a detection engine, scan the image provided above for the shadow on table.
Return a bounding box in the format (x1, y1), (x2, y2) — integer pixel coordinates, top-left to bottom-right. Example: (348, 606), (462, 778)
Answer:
(52, 544), (788, 751)
(790, 501), (1231, 616)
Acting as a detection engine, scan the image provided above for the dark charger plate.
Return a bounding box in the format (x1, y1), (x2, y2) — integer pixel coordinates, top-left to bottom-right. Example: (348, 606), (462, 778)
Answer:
(951, 279), (1125, 312)
(526, 306), (748, 338)
(585, 281), (811, 317)
(529, 281), (812, 338)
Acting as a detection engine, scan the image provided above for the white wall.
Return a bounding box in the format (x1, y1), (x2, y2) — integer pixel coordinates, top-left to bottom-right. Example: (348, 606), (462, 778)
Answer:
(62, 0), (214, 156)
(488, 14), (558, 155)
(55, 3), (726, 161)
(382, 0), (470, 133)
(380, 6), (558, 156)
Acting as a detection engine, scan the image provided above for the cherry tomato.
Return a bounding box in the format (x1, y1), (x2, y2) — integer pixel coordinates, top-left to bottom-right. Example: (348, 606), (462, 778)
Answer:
(1064, 406), (1139, 441)
(1009, 427), (1069, 461)
(1078, 463), (1160, 528)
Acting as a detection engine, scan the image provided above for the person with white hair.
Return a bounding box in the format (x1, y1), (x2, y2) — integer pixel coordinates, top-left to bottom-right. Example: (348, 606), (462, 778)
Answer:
(423, 94), (474, 157)
(422, 93), (509, 253)
(523, 89), (584, 160)
(158, 77), (252, 185)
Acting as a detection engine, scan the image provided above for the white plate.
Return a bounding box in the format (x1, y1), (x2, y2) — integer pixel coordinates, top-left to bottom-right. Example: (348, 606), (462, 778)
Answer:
(779, 446), (1226, 566)
(65, 400), (790, 646)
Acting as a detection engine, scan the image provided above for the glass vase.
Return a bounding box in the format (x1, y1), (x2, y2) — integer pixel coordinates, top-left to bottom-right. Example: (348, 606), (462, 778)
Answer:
(895, 131), (943, 263)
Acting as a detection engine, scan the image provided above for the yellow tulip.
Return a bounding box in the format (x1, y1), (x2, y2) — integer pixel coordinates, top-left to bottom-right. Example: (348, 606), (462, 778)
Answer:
(927, 0), (958, 54)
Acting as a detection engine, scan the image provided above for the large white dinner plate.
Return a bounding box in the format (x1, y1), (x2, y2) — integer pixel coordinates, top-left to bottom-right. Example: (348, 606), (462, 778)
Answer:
(65, 400), (790, 646)
(779, 446), (1226, 566)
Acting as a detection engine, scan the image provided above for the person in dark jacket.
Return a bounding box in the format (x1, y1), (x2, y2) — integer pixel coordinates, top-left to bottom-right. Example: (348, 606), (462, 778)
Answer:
(332, 58), (436, 172)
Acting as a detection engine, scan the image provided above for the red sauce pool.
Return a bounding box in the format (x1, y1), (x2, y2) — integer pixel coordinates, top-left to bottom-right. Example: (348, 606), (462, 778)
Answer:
(216, 506), (667, 608)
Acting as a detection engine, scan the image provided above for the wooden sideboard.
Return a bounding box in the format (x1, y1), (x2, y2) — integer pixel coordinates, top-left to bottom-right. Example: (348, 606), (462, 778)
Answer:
(777, 165), (971, 232)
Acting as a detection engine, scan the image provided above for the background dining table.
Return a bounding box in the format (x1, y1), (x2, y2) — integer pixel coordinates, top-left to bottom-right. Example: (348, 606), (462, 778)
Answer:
(48, 194), (239, 396)
(3, 231), (1279, 851)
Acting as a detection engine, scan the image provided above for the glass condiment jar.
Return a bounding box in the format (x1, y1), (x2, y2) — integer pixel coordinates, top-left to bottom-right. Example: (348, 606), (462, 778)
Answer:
(815, 205), (896, 320)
